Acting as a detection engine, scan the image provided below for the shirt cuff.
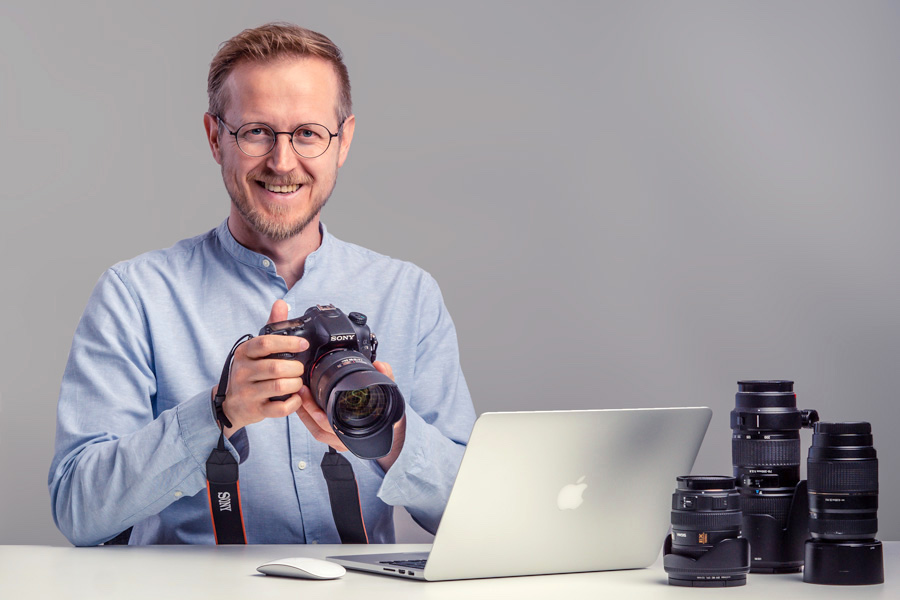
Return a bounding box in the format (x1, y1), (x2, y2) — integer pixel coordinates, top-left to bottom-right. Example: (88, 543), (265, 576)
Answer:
(175, 390), (247, 470)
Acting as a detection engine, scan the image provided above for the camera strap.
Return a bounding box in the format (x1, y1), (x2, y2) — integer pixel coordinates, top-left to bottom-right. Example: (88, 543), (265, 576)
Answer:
(206, 334), (368, 545)
(206, 334), (252, 544)
(321, 447), (369, 543)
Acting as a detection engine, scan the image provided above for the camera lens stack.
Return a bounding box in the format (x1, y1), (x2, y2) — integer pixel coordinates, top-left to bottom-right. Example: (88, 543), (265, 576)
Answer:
(662, 476), (751, 587)
(803, 422), (884, 585)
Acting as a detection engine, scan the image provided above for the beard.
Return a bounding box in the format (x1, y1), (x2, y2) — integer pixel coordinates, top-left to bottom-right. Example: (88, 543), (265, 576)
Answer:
(224, 163), (337, 242)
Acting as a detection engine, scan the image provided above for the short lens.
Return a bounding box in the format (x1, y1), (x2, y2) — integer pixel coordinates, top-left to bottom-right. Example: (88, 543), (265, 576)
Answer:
(663, 475), (750, 587)
(671, 476), (742, 559)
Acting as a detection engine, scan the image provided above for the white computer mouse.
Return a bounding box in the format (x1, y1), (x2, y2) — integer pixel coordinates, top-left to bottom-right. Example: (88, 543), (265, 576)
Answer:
(257, 556), (346, 580)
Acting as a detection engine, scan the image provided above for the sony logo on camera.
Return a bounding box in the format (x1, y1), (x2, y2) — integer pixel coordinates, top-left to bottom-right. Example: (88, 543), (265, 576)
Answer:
(330, 334), (356, 342)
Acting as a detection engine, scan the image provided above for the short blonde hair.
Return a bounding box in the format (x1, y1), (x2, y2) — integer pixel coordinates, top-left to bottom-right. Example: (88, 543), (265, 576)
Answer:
(208, 22), (352, 126)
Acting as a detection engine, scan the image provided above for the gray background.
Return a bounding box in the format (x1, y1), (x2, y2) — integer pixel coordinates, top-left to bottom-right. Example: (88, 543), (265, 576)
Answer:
(1, 0), (898, 545)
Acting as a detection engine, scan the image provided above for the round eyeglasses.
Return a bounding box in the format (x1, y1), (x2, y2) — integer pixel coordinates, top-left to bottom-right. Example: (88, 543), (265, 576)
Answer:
(215, 114), (342, 158)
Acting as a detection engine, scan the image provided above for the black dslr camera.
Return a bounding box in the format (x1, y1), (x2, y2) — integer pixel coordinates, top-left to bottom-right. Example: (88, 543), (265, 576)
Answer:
(260, 304), (405, 460)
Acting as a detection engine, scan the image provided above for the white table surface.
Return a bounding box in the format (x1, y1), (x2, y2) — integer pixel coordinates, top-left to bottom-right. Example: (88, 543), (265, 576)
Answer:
(0, 542), (895, 599)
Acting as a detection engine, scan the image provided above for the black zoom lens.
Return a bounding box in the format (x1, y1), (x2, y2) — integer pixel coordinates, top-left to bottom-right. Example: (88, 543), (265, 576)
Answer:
(730, 380), (818, 573)
(803, 422), (884, 585)
(310, 350), (404, 458)
(808, 422), (878, 540)
(662, 476), (750, 587)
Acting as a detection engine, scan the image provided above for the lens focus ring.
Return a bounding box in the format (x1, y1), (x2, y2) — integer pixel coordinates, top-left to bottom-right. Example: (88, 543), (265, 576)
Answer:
(732, 438), (800, 467)
(809, 517), (878, 537)
(808, 461), (878, 493)
(670, 510), (743, 530)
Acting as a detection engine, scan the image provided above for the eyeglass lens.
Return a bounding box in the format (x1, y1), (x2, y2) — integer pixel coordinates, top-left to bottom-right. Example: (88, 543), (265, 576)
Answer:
(235, 123), (333, 158)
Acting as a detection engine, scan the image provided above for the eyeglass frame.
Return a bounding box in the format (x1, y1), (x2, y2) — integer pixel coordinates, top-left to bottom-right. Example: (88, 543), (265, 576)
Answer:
(212, 113), (344, 158)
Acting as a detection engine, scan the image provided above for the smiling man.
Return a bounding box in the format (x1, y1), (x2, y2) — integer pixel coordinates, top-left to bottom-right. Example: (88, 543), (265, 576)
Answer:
(49, 23), (475, 546)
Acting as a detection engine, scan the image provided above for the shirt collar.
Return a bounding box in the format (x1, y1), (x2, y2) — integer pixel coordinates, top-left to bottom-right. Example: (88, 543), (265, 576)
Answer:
(215, 218), (332, 274)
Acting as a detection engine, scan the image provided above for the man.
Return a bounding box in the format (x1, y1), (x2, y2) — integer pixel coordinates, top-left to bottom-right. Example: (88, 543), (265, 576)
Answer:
(49, 23), (475, 546)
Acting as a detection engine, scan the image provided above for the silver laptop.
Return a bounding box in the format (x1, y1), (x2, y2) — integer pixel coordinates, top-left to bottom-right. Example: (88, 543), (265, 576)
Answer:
(329, 407), (712, 581)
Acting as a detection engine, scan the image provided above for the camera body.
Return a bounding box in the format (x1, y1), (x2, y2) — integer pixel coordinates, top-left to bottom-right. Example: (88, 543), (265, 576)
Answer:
(260, 304), (405, 459)
(261, 304), (378, 393)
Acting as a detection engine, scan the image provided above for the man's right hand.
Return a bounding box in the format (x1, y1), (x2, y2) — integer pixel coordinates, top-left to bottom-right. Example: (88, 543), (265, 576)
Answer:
(211, 299), (308, 435)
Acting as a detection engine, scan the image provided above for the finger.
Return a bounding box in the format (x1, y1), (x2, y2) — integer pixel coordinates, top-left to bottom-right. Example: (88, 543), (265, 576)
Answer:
(247, 358), (304, 383)
(295, 405), (349, 451)
(256, 376), (303, 401)
(260, 392), (304, 418)
(296, 387), (349, 451)
(373, 360), (394, 381)
(243, 333), (309, 359)
(267, 299), (290, 324)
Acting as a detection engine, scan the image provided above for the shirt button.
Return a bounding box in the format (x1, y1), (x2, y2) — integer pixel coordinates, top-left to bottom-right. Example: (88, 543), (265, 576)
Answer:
(262, 259), (271, 267)
(298, 461), (307, 470)
(174, 491), (183, 498)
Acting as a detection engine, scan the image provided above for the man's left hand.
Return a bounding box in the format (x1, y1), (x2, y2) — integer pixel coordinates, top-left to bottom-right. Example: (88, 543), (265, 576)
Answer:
(294, 360), (406, 471)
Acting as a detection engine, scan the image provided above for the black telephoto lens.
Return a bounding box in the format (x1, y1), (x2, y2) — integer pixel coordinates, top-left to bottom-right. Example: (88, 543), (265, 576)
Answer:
(804, 422), (884, 585)
(731, 380), (818, 573)
(662, 476), (750, 587)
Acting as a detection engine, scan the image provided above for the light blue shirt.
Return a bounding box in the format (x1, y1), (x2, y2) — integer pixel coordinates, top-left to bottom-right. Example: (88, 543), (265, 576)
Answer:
(49, 220), (475, 546)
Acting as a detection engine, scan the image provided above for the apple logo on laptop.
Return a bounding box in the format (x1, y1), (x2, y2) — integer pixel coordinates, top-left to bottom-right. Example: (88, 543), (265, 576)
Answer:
(557, 476), (588, 510)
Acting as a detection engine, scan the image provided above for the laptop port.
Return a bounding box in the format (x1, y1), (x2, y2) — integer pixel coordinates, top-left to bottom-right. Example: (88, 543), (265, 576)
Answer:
(383, 568), (396, 572)
(398, 569), (406, 574)
(408, 572), (416, 577)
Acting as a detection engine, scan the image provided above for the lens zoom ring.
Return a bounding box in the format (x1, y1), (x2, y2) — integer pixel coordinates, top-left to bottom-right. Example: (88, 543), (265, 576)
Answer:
(740, 494), (791, 528)
(809, 517), (878, 536)
(808, 461), (878, 493)
(670, 511), (743, 530)
(732, 438), (799, 467)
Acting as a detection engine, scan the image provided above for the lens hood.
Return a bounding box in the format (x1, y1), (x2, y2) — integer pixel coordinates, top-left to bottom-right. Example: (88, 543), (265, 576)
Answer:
(327, 370), (405, 459)
(663, 535), (750, 587)
(803, 539), (884, 585)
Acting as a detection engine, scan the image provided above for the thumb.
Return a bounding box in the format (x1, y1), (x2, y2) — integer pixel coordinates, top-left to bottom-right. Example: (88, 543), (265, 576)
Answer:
(267, 299), (290, 325)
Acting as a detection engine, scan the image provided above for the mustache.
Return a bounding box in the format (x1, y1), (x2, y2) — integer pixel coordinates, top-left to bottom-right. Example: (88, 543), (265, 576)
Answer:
(248, 170), (313, 186)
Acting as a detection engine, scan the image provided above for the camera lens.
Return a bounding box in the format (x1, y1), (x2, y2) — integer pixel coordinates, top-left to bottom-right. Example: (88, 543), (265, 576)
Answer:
(671, 476), (742, 558)
(335, 386), (387, 428)
(730, 380), (817, 572)
(804, 421), (884, 585)
(663, 476), (750, 587)
(310, 349), (404, 458)
(808, 422), (878, 540)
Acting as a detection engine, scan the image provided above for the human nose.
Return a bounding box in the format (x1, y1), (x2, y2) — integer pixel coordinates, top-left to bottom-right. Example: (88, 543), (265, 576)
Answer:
(267, 132), (298, 173)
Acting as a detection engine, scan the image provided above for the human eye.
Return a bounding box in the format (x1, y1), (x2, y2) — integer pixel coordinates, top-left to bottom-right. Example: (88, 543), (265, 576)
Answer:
(238, 125), (273, 141)
(293, 125), (328, 144)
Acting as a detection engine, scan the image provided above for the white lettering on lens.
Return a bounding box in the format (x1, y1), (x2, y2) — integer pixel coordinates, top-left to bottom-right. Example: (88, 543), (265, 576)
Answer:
(217, 491), (232, 512)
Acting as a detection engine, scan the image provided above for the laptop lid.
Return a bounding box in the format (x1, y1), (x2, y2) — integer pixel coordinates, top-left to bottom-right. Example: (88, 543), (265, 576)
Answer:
(420, 407), (712, 581)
